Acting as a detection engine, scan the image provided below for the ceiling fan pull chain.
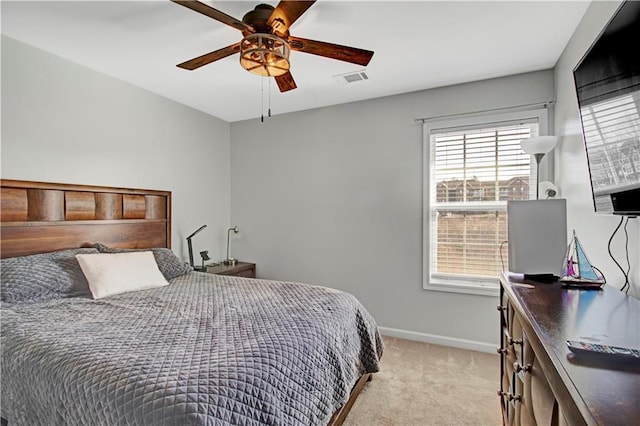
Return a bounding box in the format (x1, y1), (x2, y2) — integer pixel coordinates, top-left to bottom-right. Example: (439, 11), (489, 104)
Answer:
(261, 77), (265, 123)
(268, 78), (272, 118)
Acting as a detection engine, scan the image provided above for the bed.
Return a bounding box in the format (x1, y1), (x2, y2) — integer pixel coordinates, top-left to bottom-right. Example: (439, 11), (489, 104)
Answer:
(0, 179), (383, 426)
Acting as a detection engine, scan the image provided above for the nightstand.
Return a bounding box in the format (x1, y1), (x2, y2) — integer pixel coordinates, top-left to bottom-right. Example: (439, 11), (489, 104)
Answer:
(205, 262), (256, 278)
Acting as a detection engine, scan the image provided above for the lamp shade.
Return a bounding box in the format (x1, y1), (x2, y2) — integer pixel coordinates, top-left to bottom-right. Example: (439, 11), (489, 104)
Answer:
(520, 136), (558, 155)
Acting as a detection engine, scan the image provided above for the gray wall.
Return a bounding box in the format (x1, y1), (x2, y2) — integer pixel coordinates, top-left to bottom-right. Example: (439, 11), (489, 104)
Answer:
(554, 1), (639, 297)
(1, 36), (232, 262)
(230, 70), (555, 351)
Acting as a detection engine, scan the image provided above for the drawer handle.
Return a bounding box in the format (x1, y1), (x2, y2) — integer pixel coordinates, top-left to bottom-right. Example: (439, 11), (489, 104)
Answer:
(509, 337), (523, 346)
(496, 391), (521, 403)
(497, 305), (507, 312)
(497, 347), (508, 355)
(513, 362), (532, 374)
(503, 329), (522, 346)
(508, 393), (522, 403)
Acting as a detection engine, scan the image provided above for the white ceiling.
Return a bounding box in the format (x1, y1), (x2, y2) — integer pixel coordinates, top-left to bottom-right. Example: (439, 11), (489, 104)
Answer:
(1, 1), (591, 123)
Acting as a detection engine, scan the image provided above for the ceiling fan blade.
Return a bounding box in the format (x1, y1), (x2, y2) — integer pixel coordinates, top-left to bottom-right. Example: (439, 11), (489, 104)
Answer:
(268, 1), (316, 37)
(275, 72), (297, 92)
(171, 0), (254, 33)
(289, 36), (374, 66)
(177, 43), (241, 70)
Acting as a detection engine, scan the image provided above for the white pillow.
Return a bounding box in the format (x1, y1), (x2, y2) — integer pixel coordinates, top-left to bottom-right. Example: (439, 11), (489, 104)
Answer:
(76, 251), (169, 299)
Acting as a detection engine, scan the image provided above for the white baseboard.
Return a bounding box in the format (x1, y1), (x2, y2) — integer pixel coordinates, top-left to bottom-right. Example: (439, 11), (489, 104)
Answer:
(378, 326), (497, 354)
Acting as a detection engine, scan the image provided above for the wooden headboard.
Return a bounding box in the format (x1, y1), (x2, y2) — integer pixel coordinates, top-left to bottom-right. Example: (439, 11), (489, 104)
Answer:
(1, 179), (171, 258)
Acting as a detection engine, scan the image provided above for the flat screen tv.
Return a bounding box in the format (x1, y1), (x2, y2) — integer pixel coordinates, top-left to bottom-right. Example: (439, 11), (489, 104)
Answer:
(573, 0), (640, 216)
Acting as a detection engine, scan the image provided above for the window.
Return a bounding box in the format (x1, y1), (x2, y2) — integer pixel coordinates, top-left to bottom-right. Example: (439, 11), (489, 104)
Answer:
(423, 109), (549, 296)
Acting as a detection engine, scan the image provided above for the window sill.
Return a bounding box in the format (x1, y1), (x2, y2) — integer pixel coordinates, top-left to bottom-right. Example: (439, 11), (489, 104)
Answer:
(424, 278), (499, 297)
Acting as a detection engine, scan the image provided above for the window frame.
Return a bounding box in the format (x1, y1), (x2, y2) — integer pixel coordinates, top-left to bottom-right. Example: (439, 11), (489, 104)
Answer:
(422, 108), (550, 297)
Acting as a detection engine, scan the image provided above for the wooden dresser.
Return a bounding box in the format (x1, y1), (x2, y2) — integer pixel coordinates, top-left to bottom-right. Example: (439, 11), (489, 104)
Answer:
(498, 273), (640, 425)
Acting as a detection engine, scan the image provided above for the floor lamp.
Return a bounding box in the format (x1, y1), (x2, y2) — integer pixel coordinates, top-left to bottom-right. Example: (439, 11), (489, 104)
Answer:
(520, 136), (558, 200)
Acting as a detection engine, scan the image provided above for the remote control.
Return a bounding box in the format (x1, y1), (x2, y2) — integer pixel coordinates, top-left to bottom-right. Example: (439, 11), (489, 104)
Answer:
(566, 340), (640, 360)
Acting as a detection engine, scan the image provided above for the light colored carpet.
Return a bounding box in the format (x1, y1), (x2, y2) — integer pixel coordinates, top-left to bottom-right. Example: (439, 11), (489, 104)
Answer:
(344, 336), (502, 426)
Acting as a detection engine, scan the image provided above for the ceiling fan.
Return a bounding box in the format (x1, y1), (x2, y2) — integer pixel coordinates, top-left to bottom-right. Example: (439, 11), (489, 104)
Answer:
(171, 0), (374, 92)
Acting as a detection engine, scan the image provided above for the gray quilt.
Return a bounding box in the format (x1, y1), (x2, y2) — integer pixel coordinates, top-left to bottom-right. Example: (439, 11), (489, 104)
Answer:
(1, 273), (383, 426)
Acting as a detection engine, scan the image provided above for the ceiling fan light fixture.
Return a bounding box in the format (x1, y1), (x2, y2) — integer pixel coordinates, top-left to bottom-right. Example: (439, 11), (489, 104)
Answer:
(240, 33), (290, 77)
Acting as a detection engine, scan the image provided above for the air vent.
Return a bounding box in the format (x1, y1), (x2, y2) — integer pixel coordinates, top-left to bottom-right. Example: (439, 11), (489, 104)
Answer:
(333, 70), (370, 85)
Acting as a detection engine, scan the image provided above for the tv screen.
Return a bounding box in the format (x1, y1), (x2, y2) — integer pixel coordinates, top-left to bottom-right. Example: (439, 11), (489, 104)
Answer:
(573, 0), (640, 216)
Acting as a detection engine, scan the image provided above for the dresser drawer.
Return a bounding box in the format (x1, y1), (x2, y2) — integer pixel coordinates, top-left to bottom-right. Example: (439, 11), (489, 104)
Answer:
(234, 268), (256, 278)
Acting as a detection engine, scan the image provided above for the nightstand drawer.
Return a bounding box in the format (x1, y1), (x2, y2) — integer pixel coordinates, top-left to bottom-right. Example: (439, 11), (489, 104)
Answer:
(234, 268), (256, 278)
(205, 262), (256, 278)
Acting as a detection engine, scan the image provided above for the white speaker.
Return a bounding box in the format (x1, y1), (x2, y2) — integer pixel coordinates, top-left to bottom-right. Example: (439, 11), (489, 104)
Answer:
(507, 199), (567, 276)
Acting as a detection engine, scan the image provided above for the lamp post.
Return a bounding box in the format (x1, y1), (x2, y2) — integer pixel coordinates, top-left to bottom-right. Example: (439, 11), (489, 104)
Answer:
(520, 136), (558, 200)
(224, 226), (239, 266)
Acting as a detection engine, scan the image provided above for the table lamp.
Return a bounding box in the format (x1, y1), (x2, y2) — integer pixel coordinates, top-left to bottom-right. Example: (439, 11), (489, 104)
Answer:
(224, 226), (239, 266)
(186, 224), (207, 270)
